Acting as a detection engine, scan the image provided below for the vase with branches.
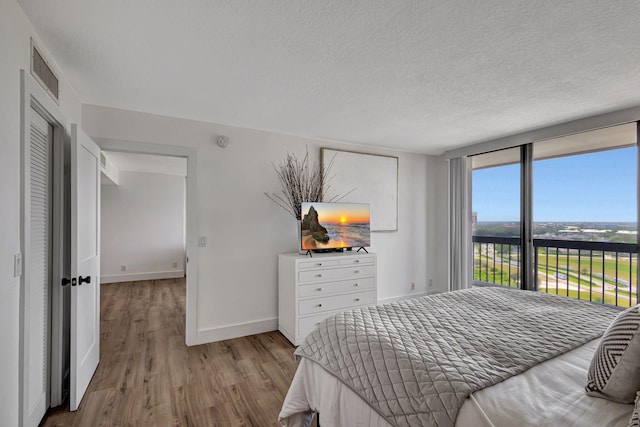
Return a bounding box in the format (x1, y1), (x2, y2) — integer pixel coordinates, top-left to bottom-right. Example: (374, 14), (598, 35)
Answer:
(265, 149), (351, 220)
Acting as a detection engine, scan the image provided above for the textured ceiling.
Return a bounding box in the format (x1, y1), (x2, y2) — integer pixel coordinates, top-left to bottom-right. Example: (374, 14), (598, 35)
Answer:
(18, 0), (640, 154)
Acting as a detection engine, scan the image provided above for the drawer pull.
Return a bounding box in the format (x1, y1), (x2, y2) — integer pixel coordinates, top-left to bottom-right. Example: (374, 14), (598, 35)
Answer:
(354, 270), (360, 274)
(316, 287), (323, 292)
(355, 298), (360, 302)
(316, 274), (322, 277)
(354, 259), (360, 263)
(316, 304), (323, 308)
(354, 283), (359, 287)
(317, 263), (322, 266)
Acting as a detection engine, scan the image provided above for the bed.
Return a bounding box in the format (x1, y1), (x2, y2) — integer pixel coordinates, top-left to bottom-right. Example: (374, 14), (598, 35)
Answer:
(279, 287), (638, 427)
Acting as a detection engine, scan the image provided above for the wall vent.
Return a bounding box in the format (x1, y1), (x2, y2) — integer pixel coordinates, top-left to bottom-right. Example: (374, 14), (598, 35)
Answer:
(30, 38), (59, 104)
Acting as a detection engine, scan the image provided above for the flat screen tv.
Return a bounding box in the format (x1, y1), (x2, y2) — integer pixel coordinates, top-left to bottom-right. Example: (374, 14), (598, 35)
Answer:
(300, 202), (370, 251)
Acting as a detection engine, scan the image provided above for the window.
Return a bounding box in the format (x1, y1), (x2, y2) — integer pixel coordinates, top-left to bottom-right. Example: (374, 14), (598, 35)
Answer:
(471, 123), (639, 307)
(472, 147), (520, 287)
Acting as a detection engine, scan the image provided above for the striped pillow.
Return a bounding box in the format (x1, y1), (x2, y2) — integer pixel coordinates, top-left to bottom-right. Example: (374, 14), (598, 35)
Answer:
(629, 392), (639, 427)
(586, 304), (640, 403)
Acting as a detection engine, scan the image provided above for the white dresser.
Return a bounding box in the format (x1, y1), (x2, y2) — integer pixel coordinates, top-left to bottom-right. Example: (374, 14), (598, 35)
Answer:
(278, 252), (377, 346)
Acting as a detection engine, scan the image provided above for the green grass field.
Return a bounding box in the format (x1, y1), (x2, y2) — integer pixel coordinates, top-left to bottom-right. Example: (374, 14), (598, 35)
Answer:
(536, 249), (636, 285)
(474, 247), (638, 307)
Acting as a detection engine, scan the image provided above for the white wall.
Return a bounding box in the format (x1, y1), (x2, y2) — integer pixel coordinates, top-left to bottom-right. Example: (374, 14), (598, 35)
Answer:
(82, 105), (444, 342)
(101, 171), (185, 283)
(0, 0), (81, 423)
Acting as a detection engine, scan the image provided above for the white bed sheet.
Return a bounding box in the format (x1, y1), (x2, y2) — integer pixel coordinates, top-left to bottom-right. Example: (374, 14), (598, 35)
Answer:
(279, 339), (634, 427)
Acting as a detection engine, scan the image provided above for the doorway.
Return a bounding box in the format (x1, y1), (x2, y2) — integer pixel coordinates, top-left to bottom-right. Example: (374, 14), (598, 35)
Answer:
(99, 151), (187, 285)
(20, 71), (68, 427)
(95, 140), (199, 346)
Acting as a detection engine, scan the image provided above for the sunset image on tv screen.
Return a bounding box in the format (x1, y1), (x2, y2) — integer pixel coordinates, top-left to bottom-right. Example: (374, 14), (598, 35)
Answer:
(300, 202), (370, 250)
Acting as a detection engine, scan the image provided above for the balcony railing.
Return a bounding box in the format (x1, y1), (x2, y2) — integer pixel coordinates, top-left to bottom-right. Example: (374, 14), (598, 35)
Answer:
(473, 236), (639, 307)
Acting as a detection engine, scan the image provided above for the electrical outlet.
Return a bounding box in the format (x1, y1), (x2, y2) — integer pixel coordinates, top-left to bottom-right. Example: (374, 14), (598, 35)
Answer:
(172, 262), (178, 268)
(410, 282), (416, 290)
(121, 265), (127, 272)
(199, 236), (207, 247)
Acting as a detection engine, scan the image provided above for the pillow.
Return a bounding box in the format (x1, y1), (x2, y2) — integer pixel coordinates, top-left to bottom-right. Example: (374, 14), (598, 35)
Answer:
(629, 392), (639, 427)
(585, 304), (640, 403)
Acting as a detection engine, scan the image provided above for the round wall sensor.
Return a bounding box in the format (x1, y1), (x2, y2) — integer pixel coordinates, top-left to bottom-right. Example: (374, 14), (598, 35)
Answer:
(216, 135), (230, 148)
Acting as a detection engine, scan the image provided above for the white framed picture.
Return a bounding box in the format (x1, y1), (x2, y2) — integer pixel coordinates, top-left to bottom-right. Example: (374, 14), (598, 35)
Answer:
(321, 148), (398, 231)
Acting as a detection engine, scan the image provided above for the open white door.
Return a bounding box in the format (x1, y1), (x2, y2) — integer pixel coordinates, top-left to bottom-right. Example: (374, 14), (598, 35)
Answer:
(70, 124), (100, 411)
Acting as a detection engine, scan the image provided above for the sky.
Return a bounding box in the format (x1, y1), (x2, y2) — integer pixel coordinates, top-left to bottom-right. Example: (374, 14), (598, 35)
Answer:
(472, 146), (637, 223)
(301, 202), (370, 224)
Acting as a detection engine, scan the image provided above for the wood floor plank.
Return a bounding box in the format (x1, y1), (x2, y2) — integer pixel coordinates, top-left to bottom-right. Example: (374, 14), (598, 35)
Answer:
(42, 278), (301, 426)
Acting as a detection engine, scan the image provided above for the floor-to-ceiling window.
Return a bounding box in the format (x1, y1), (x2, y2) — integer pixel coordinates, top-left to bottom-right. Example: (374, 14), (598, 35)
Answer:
(471, 123), (639, 307)
(472, 147), (521, 287)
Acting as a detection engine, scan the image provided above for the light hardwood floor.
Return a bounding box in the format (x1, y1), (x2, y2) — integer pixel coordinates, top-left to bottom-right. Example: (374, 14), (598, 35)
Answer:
(42, 278), (304, 426)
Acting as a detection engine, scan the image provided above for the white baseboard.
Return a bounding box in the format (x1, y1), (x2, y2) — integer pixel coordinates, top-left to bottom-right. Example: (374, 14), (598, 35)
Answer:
(101, 270), (185, 284)
(193, 317), (278, 345)
(378, 290), (441, 305)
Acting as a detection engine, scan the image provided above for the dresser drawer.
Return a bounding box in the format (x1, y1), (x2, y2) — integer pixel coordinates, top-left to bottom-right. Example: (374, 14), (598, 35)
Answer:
(339, 256), (375, 266)
(298, 265), (376, 284)
(298, 259), (341, 269)
(298, 290), (376, 316)
(298, 312), (333, 338)
(298, 277), (375, 298)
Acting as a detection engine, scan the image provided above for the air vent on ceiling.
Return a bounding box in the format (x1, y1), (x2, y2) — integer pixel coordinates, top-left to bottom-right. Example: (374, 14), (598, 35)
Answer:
(30, 38), (59, 103)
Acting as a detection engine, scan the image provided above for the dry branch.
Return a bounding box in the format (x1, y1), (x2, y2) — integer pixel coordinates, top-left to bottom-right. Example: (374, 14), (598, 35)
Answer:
(264, 148), (353, 220)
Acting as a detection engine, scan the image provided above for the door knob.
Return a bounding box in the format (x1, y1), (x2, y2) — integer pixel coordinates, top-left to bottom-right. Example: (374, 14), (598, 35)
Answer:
(79, 275), (91, 285)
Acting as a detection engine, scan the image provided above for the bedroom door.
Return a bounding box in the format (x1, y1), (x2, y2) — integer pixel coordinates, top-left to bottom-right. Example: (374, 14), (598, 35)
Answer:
(69, 124), (101, 411)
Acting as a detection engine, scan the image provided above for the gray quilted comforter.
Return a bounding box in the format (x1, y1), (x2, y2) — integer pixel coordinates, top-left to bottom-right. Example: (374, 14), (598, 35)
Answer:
(294, 287), (620, 426)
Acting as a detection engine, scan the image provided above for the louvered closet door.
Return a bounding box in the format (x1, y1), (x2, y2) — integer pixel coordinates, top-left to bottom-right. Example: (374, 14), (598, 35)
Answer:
(23, 107), (52, 427)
